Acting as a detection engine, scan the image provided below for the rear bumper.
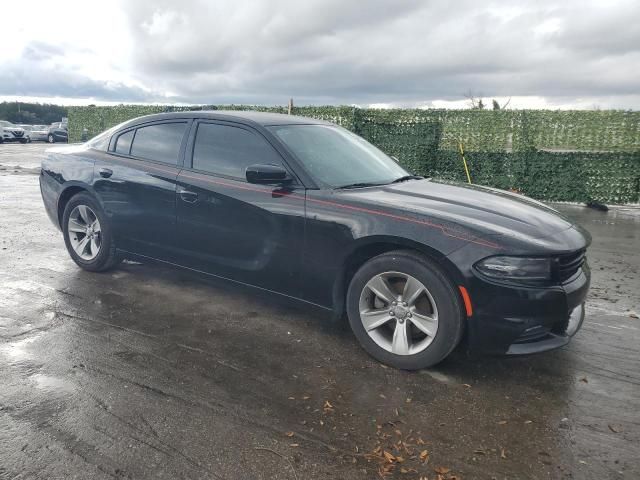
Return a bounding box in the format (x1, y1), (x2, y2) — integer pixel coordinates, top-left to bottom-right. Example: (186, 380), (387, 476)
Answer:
(39, 171), (62, 230)
(465, 265), (590, 355)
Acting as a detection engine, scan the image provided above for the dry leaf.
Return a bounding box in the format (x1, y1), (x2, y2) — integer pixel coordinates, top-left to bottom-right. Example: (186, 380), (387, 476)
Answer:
(434, 466), (450, 474)
(406, 398), (412, 403)
(285, 431), (295, 437)
(501, 448), (507, 459)
(289, 443), (299, 447)
(383, 450), (396, 463)
(524, 420), (533, 424)
(608, 424), (622, 433)
(419, 449), (429, 462)
(498, 420), (507, 425)
(580, 377), (588, 383)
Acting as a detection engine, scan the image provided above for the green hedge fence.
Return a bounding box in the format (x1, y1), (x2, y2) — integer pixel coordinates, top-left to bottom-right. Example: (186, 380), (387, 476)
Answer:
(68, 105), (640, 204)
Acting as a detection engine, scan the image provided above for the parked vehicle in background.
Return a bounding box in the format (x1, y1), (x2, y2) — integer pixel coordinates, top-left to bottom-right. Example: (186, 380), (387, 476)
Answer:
(17, 125), (34, 143)
(39, 111), (591, 369)
(47, 122), (68, 143)
(29, 125), (49, 142)
(0, 120), (28, 143)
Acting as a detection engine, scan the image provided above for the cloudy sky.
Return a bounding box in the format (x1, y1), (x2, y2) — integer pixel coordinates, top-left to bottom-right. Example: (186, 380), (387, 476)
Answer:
(2, 0), (639, 109)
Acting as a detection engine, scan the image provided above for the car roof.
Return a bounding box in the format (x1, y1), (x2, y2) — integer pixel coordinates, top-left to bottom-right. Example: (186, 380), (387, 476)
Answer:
(122, 110), (332, 128)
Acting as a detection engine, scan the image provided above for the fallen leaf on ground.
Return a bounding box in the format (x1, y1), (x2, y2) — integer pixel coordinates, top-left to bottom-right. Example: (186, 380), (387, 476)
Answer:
(580, 377), (588, 383)
(383, 450), (396, 463)
(524, 420), (533, 424)
(434, 466), (450, 474)
(609, 424), (623, 433)
(419, 450), (429, 462)
(498, 420), (507, 425)
(501, 448), (507, 459)
(289, 443), (299, 447)
(285, 431), (294, 437)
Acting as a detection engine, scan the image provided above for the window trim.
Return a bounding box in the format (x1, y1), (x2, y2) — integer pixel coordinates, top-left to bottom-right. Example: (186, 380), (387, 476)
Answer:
(184, 119), (298, 184)
(107, 119), (192, 168)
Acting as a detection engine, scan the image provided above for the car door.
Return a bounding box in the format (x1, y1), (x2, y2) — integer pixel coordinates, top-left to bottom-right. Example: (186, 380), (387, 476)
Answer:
(175, 120), (306, 296)
(93, 120), (190, 259)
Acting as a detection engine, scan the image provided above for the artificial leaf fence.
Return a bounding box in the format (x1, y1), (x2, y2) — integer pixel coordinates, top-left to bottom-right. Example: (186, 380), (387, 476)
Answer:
(68, 105), (640, 204)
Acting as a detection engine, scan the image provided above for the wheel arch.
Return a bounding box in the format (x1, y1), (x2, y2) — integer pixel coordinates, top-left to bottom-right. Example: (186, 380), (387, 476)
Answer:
(330, 236), (466, 320)
(57, 183), (102, 228)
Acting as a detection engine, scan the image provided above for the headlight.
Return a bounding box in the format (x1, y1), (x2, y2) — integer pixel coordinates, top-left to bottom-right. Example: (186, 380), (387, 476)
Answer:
(475, 256), (551, 281)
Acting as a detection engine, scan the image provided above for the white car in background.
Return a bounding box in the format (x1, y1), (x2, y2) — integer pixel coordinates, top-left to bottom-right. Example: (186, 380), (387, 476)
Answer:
(0, 121), (28, 144)
(29, 125), (49, 142)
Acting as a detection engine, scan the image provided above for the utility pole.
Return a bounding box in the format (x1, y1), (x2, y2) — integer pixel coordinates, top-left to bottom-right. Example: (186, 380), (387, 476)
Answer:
(288, 98), (293, 115)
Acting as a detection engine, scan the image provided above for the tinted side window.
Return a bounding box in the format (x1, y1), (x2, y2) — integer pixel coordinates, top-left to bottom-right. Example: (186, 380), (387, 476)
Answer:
(130, 122), (187, 165)
(114, 130), (134, 155)
(192, 123), (283, 179)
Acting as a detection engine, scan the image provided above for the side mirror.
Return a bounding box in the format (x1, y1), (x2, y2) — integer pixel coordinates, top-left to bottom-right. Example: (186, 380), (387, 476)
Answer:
(246, 164), (292, 185)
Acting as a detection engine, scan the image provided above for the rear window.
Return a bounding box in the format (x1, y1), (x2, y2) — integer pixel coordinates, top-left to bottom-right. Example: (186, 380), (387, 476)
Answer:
(114, 130), (134, 155)
(130, 122), (187, 165)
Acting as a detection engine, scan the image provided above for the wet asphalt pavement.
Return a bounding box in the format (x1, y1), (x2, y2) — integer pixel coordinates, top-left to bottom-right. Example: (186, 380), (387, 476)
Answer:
(1, 144), (639, 480)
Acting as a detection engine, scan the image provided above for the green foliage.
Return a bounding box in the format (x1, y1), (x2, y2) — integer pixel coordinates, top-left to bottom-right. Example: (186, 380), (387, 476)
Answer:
(68, 105), (640, 204)
(0, 102), (68, 125)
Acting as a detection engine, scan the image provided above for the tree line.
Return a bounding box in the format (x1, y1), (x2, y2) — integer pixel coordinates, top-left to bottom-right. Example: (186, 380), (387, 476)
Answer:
(0, 102), (69, 125)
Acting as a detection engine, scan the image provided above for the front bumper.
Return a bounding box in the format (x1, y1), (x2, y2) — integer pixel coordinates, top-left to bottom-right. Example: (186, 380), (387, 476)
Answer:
(2, 134), (26, 142)
(465, 265), (590, 355)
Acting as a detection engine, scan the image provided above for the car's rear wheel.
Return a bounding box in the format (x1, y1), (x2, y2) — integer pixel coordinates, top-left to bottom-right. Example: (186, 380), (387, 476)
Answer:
(346, 250), (464, 370)
(48, 134), (55, 143)
(62, 192), (120, 272)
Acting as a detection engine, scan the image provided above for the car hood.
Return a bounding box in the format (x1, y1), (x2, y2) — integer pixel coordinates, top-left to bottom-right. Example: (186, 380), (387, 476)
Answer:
(340, 179), (582, 242)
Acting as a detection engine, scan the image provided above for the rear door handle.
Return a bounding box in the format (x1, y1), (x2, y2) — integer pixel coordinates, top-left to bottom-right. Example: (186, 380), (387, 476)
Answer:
(98, 168), (113, 178)
(178, 189), (198, 203)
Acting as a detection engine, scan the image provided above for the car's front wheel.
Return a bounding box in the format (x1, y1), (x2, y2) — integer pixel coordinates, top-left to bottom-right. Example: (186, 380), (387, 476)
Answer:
(48, 134), (55, 143)
(62, 192), (120, 272)
(346, 250), (464, 370)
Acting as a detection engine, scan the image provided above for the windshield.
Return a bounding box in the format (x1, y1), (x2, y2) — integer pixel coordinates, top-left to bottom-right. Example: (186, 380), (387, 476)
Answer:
(268, 125), (408, 188)
(0, 121), (14, 127)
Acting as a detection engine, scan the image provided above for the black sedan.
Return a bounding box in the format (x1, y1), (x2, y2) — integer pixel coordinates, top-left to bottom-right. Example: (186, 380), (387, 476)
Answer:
(47, 122), (69, 143)
(40, 111), (590, 369)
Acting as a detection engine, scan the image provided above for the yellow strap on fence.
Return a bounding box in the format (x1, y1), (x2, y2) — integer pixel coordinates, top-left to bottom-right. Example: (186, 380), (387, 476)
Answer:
(458, 140), (472, 184)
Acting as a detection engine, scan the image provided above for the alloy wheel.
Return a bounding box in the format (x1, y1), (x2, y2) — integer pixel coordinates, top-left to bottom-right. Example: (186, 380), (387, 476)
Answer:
(68, 205), (102, 261)
(358, 271), (439, 355)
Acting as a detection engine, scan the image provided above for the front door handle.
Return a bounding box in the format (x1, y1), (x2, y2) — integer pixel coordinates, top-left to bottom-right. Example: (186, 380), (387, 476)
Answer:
(179, 189), (199, 203)
(98, 168), (113, 178)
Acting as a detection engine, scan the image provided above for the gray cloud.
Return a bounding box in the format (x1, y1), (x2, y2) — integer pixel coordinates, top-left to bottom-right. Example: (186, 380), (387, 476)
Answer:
(0, 42), (156, 102)
(8, 1), (640, 107)
(116, 0), (640, 106)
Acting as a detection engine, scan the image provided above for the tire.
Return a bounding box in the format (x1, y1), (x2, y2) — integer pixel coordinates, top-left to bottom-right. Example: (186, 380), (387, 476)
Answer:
(48, 134), (55, 143)
(19, 138), (28, 144)
(62, 192), (120, 272)
(346, 250), (464, 370)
